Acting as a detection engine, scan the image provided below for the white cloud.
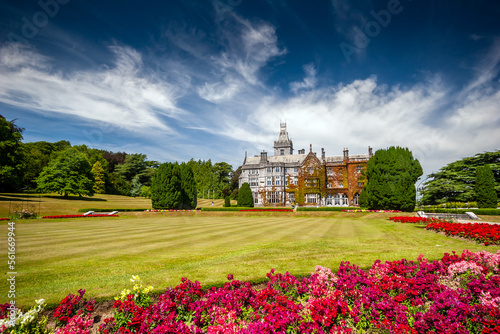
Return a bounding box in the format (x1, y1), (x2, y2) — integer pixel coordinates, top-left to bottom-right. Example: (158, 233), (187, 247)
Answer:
(0, 43), (50, 69)
(290, 63), (317, 93)
(209, 4), (286, 86)
(212, 71), (500, 175)
(0, 43), (184, 133)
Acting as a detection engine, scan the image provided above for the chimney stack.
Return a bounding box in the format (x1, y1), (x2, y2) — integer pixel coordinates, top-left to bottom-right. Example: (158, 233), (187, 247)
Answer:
(260, 151), (268, 163)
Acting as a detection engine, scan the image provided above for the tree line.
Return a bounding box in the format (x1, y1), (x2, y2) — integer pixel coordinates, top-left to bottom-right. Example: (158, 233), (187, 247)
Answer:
(0, 116), (240, 201)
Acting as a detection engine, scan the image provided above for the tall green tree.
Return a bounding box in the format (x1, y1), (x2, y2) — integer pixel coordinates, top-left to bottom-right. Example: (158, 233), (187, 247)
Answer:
(0, 116), (25, 191)
(108, 172), (131, 196)
(360, 147), (422, 212)
(21, 140), (71, 189)
(91, 161), (106, 194)
(422, 151), (500, 204)
(115, 153), (158, 186)
(230, 166), (242, 199)
(237, 182), (254, 207)
(151, 163), (181, 209)
(180, 163), (197, 209)
(152, 162), (198, 209)
(187, 159), (234, 199)
(475, 165), (498, 208)
(36, 147), (94, 197)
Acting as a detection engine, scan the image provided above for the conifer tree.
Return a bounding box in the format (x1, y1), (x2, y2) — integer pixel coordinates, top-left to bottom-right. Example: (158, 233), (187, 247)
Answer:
(360, 147), (422, 211)
(91, 161), (106, 194)
(151, 163), (181, 209)
(152, 162), (197, 209)
(180, 163), (197, 209)
(238, 182), (254, 207)
(475, 165), (498, 208)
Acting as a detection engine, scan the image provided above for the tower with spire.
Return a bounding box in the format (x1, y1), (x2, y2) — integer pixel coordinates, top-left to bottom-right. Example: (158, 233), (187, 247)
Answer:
(274, 121), (293, 156)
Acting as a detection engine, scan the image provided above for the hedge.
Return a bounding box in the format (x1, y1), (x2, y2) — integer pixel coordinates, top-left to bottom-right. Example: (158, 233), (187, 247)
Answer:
(77, 208), (149, 212)
(296, 207), (360, 211)
(201, 207), (290, 211)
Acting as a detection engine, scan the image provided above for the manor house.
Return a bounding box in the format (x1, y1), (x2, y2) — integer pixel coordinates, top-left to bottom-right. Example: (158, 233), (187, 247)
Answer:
(239, 123), (373, 207)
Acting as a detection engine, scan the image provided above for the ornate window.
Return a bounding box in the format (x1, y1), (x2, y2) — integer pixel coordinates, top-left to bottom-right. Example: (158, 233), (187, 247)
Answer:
(353, 193), (360, 206)
(342, 193), (348, 206)
(269, 191), (281, 204)
(334, 193), (340, 206)
(326, 194), (333, 205)
(249, 177), (258, 187)
(305, 193), (318, 204)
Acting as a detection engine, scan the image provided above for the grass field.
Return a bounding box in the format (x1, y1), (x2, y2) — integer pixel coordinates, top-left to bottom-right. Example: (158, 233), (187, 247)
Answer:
(1, 211), (498, 308)
(0, 193), (232, 217)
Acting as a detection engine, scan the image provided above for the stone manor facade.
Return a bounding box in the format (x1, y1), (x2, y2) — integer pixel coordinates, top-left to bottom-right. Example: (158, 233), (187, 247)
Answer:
(239, 123), (373, 207)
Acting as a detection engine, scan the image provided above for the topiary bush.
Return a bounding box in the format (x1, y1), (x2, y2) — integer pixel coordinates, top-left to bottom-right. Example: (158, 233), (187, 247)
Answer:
(237, 182), (254, 207)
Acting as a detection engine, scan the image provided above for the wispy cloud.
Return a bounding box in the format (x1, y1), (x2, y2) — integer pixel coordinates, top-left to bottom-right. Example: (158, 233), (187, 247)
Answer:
(290, 63), (317, 93)
(0, 43), (183, 133)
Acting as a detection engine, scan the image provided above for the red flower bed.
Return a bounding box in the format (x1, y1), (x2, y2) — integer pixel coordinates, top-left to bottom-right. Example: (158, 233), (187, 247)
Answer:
(389, 216), (434, 224)
(343, 209), (402, 213)
(390, 216), (500, 245)
(427, 221), (500, 246)
(0, 218), (9, 221)
(3, 250), (500, 333)
(239, 209), (293, 212)
(42, 214), (119, 219)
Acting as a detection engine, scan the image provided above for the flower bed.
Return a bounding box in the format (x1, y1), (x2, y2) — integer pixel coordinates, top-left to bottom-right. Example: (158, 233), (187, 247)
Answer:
(2, 250), (500, 333)
(42, 214), (119, 219)
(389, 216), (434, 224)
(390, 216), (500, 245)
(343, 209), (402, 213)
(0, 218), (9, 221)
(427, 221), (500, 246)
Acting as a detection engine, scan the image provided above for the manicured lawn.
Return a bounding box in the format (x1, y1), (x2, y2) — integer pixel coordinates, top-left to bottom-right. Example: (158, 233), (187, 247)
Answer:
(0, 193), (232, 217)
(0, 193), (152, 217)
(1, 213), (497, 308)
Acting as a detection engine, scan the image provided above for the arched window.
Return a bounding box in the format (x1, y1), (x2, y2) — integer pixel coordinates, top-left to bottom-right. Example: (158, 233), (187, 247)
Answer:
(334, 193), (340, 206)
(353, 193), (360, 206)
(326, 194), (333, 205)
(341, 193), (348, 206)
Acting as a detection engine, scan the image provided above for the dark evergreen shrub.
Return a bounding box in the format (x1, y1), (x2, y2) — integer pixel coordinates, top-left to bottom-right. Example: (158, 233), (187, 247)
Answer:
(362, 146), (423, 212)
(237, 182), (254, 207)
(476, 165), (498, 208)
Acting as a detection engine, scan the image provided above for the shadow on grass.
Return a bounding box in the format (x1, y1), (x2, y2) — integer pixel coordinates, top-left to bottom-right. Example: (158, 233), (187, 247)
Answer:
(0, 197), (34, 202)
(43, 195), (107, 202)
(0, 193), (40, 199)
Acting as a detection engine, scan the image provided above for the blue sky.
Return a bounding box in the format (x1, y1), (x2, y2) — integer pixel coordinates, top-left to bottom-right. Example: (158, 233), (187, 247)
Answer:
(1, 0), (499, 179)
